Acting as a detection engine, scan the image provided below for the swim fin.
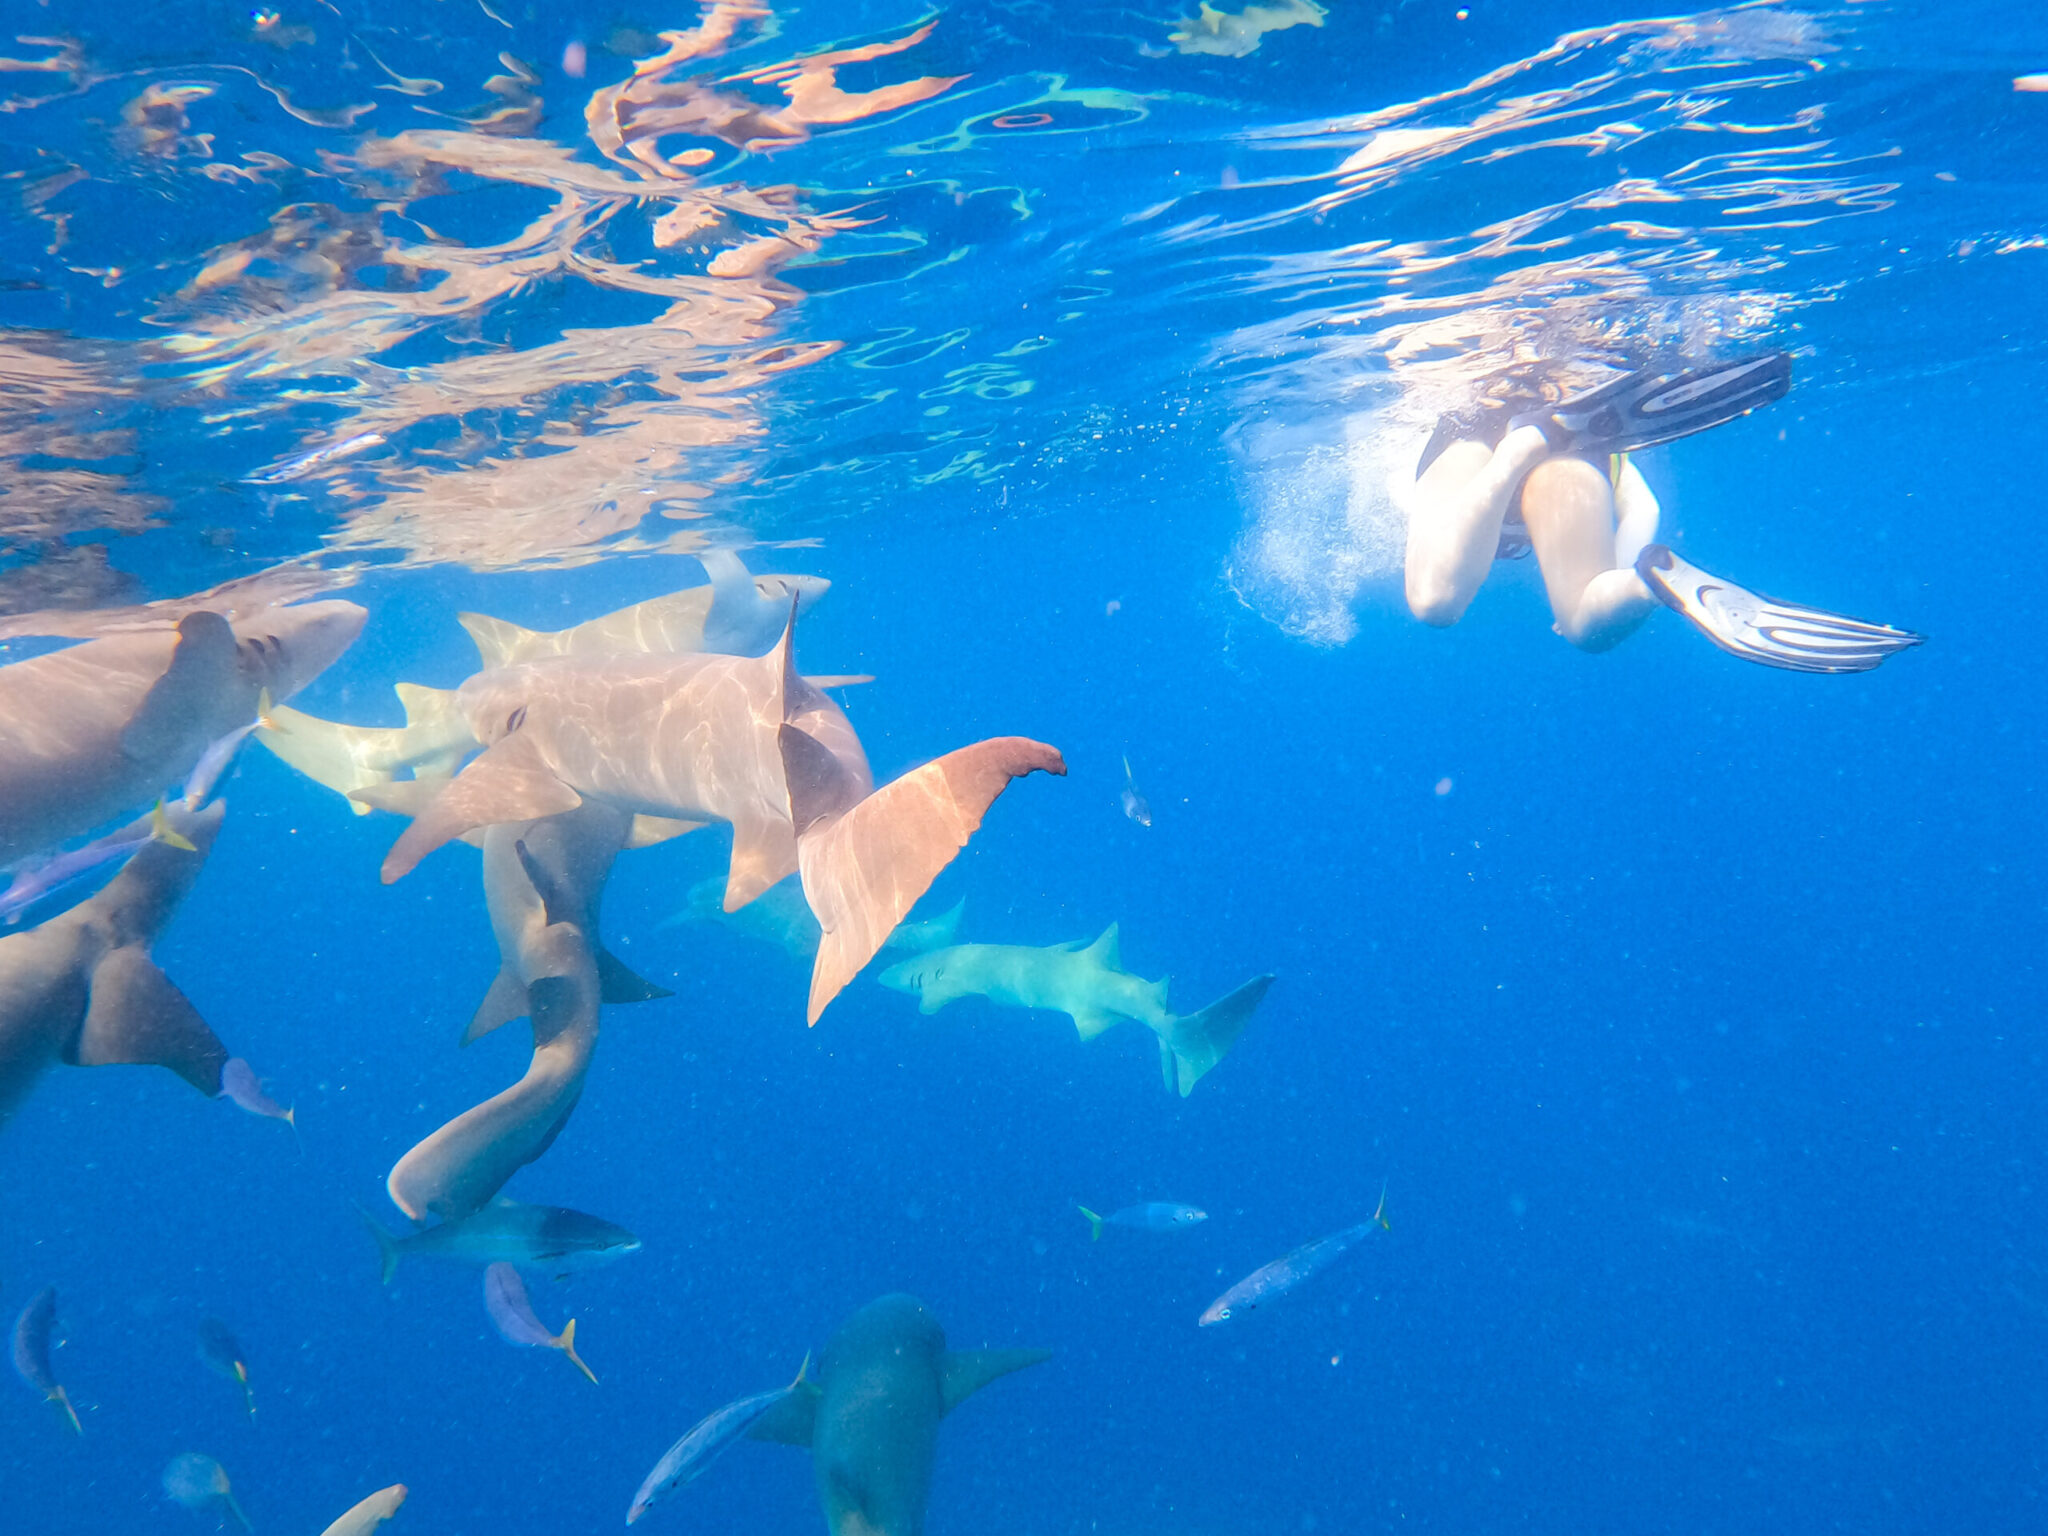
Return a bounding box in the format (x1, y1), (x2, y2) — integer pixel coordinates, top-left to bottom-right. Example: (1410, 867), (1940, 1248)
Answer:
(1634, 545), (1924, 673)
(1513, 351), (1791, 457)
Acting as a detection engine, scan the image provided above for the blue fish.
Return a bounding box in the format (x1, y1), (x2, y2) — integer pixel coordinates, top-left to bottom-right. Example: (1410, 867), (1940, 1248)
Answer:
(1077, 1202), (1207, 1240)
(626, 1356), (812, 1524)
(1199, 1187), (1389, 1326)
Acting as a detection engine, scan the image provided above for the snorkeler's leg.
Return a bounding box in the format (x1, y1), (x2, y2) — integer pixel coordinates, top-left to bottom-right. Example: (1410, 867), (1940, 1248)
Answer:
(1518, 456), (1657, 652)
(1610, 454), (1660, 570)
(1404, 424), (1551, 626)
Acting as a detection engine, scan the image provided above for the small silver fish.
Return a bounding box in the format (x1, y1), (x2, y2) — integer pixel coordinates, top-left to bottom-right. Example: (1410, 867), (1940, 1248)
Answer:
(627, 1357), (812, 1524)
(0, 801), (196, 925)
(244, 430), (385, 485)
(221, 1058), (297, 1143)
(483, 1262), (596, 1383)
(1199, 1187), (1389, 1326)
(1120, 755), (1152, 827)
(183, 710), (267, 808)
(11, 1286), (81, 1434)
(1078, 1202), (1206, 1240)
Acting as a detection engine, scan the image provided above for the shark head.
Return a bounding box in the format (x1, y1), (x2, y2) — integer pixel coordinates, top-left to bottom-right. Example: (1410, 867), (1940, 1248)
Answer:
(876, 951), (957, 1007)
(232, 600), (367, 703)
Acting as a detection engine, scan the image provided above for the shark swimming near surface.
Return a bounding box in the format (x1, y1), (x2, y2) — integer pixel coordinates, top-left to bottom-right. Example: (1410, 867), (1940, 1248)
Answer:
(0, 599), (363, 866)
(877, 925), (1274, 1095)
(0, 800), (235, 1130)
(264, 604), (1063, 1022)
(746, 1293), (1048, 1536)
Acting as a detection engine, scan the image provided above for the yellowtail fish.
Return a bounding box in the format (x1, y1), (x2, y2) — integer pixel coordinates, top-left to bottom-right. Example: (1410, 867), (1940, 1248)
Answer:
(197, 1317), (255, 1420)
(11, 1285), (81, 1434)
(1077, 1202), (1206, 1240)
(1199, 1187), (1389, 1326)
(220, 1059), (297, 1146)
(482, 1262), (596, 1384)
(162, 1451), (252, 1530)
(0, 799), (194, 925)
(626, 1356), (812, 1524)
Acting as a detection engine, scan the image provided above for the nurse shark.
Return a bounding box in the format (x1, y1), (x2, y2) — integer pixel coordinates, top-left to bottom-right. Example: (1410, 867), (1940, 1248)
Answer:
(383, 800), (673, 1223)
(749, 1293), (1048, 1536)
(878, 925), (1274, 1096)
(0, 600), (364, 865)
(264, 604), (1063, 1022)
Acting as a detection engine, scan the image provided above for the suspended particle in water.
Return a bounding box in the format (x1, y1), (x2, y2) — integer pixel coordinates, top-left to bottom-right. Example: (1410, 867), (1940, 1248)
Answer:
(1434, 777), (1453, 797)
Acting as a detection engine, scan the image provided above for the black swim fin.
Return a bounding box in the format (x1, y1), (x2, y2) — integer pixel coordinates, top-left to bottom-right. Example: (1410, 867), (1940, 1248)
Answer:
(1515, 351), (1791, 457)
(1635, 545), (1924, 673)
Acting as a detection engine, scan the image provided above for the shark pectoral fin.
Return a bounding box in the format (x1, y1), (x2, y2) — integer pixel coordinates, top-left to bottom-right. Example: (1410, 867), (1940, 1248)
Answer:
(595, 947), (672, 1004)
(455, 611), (542, 669)
(624, 814), (704, 850)
(381, 736), (581, 883)
(1069, 1009), (1122, 1043)
(938, 1347), (1053, 1414)
(463, 968), (530, 1045)
(747, 1387), (820, 1446)
(1162, 974), (1275, 1097)
(72, 947), (229, 1094)
(724, 814), (799, 912)
(122, 611), (239, 764)
(802, 674), (875, 690)
(349, 777), (452, 819)
(800, 737), (1067, 1025)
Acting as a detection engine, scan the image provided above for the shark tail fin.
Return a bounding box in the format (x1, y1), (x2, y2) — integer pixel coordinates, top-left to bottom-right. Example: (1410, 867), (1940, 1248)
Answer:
(455, 611), (544, 670)
(392, 683), (474, 777)
(556, 1317), (599, 1385)
(258, 703), (399, 814)
(1078, 1205), (1104, 1241)
(354, 1201), (403, 1284)
(149, 798), (198, 853)
(49, 1383), (82, 1436)
(938, 1347), (1053, 1415)
(796, 736), (1067, 1025)
(1159, 974), (1275, 1098)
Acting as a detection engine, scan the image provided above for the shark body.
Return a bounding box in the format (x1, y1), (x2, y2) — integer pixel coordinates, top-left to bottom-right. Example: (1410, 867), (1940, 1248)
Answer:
(384, 801), (671, 1223)
(0, 801), (233, 1128)
(272, 607), (1061, 1022)
(750, 1293), (1048, 1536)
(878, 925), (1273, 1096)
(0, 601), (363, 865)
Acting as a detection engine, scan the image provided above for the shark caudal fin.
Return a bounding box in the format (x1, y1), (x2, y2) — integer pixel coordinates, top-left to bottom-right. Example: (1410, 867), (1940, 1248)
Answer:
(354, 1202), (403, 1285)
(792, 735), (1067, 1024)
(260, 681), (472, 815)
(1078, 1205), (1105, 1241)
(556, 1316), (599, 1385)
(1156, 974), (1275, 1098)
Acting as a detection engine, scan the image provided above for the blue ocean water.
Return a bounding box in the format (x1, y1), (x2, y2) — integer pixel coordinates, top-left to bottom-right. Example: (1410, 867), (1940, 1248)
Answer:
(2, 0), (2045, 1532)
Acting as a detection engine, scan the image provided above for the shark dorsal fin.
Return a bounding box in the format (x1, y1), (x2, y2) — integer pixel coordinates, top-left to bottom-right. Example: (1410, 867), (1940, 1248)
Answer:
(463, 967), (529, 1045)
(455, 612), (540, 670)
(1083, 923), (1121, 971)
(595, 948), (671, 1004)
(624, 814), (702, 849)
(514, 838), (575, 929)
(123, 611), (238, 764)
(938, 1348), (1053, 1415)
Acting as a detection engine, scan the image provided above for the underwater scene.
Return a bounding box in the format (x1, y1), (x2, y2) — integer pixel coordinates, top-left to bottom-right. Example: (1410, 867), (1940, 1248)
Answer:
(2, 0), (2045, 1531)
